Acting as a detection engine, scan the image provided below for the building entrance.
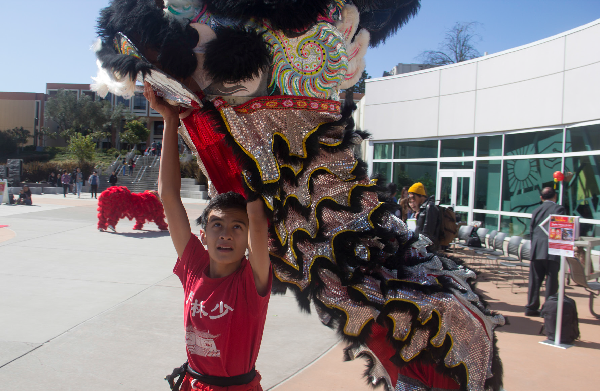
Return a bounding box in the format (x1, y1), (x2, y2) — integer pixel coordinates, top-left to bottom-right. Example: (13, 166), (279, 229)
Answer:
(437, 170), (474, 224)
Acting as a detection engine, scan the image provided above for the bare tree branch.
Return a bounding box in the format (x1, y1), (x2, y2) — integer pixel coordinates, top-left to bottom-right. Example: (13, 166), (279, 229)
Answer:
(418, 22), (482, 66)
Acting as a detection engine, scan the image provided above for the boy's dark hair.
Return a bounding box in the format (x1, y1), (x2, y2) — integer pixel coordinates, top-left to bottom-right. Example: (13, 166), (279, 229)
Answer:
(540, 187), (556, 200)
(197, 192), (247, 229)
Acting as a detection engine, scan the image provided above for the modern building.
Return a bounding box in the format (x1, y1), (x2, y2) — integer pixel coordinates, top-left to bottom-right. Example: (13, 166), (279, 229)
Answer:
(384, 63), (432, 77)
(0, 92), (45, 147)
(0, 83), (166, 151)
(364, 19), (600, 241)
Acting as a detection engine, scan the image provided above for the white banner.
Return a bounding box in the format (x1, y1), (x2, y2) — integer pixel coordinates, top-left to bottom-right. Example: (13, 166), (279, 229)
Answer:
(548, 215), (579, 257)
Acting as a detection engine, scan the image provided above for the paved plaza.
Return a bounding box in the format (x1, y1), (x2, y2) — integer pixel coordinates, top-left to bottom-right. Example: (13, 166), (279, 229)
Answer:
(1, 195), (599, 390)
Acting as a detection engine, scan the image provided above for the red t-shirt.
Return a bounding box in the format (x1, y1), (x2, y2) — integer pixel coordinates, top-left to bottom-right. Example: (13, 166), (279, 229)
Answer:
(174, 234), (272, 377)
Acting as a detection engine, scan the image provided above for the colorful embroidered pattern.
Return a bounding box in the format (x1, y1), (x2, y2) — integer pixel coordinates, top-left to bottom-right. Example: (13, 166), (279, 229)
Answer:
(228, 95), (341, 114)
(264, 22), (348, 99)
(113, 33), (143, 59)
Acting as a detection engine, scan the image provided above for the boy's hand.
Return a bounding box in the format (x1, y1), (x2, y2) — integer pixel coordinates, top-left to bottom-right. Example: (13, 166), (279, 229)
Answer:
(143, 82), (179, 121)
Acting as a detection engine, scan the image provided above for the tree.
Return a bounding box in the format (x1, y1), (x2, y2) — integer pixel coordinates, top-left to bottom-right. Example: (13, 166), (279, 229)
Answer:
(418, 22), (482, 66)
(350, 69), (371, 94)
(68, 133), (96, 163)
(44, 89), (135, 146)
(0, 127), (31, 155)
(8, 127), (31, 153)
(0, 131), (17, 155)
(120, 120), (150, 149)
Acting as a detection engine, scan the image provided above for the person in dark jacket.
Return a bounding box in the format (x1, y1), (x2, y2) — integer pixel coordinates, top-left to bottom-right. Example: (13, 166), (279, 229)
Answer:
(47, 172), (56, 186)
(525, 187), (567, 317)
(409, 182), (440, 252)
(89, 171), (100, 199)
(109, 171), (118, 187)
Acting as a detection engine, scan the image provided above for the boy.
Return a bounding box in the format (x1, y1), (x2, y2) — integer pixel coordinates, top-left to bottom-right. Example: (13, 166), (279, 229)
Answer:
(144, 83), (272, 391)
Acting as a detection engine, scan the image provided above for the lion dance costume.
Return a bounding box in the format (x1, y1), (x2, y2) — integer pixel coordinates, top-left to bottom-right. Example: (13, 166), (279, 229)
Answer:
(97, 186), (168, 231)
(92, 1), (504, 390)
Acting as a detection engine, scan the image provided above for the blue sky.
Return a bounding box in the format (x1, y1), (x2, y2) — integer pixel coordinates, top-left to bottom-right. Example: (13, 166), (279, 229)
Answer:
(1, 1), (599, 93)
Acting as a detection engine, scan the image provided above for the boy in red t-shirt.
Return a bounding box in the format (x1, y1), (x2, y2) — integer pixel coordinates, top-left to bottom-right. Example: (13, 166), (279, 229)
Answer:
(144, 84), (272, 391)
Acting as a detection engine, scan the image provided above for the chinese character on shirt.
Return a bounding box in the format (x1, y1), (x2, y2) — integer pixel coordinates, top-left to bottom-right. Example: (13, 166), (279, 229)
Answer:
(209, 301), (234, 319)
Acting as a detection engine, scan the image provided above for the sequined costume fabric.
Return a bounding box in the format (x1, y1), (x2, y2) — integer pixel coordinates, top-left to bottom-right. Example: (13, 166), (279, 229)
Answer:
(94, 1), (504, 390)
(177, 94), (505, 391)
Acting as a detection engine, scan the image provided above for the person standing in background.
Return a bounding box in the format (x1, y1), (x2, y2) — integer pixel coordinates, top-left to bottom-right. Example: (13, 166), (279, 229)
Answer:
(525, 187), (566, 317)
(409, 182), (440, 252)
(109, 171), (118, 187)
(398, 185), (412, 221)
(89, 171), (99, 199)
(75, 167), (83, 198)
(61, 170), (70, 198)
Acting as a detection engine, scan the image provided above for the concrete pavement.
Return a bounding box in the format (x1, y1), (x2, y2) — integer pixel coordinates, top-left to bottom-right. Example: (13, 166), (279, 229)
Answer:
(3, 195), (600, 391)
(0, 195), (341, 390)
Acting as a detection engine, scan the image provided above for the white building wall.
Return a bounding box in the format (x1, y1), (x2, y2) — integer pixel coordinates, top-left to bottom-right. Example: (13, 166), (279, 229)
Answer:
(365, 18), (600, 140)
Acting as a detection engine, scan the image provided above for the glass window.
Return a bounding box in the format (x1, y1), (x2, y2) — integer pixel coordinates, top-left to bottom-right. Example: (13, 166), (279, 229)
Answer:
(115, 95), (130, 108)
(475, 160), (501, 210)
(563, 155), (600, 222)
(501, 158), (562, 214)
(473, 213), (499, 232)
(565, 125), (600, 153)
(153, 122), (164, 136)
(504, 129), (562, 156)
(456, 176), (470, 207)
(440, 161), (473, 169)
(100, 92), (113, 103)
(439, 177), (451, 205)
(373, 143), (392, 159)
(393, 140), (438, 159)
(393, 162), (437, 197)
(500, 215), (531, 238)
(441, 138), (474, 157)
(373, 162), (392, 184)
(477, 135), (502, 157)
(133, 93), (147, 110)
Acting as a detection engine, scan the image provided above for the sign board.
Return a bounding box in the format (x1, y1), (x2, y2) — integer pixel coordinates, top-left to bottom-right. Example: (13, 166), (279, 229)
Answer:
(548, 215), (579, 257)
(0, 180), (7, 204)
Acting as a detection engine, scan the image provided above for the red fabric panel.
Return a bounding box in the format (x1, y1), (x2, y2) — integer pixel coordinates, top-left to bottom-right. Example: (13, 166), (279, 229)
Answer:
(181, 108), (245, 196)
(366, 323), (460, 390)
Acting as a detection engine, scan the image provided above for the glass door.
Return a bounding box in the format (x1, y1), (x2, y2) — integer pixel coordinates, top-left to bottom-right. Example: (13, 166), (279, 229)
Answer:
(437, 170), (474, 224)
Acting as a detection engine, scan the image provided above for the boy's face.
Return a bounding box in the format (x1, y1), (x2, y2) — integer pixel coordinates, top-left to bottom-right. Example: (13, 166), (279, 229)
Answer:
(200, 207), (249, 267)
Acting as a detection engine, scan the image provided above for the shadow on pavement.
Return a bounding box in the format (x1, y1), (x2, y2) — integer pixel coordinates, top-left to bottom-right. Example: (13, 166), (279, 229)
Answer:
(104, 230), (171, 239)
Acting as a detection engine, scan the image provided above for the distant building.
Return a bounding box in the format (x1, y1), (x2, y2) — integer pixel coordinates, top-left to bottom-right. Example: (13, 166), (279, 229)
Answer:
(0, 83), (166, 150)
(383, 63), (432, 77)
(365, 19), (600, 240)
(0, 92), (45, 147)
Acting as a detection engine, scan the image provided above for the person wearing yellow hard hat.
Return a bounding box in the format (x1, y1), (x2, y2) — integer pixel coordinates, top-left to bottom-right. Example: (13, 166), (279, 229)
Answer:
(408, 182), (440, 252)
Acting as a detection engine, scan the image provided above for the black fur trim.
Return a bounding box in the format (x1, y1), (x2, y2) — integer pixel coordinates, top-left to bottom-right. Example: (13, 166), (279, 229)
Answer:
(353, 0), (422, 47)
(97, 0), (198, 80)
(204, 29), (271, 84)
(204, 0), (335, 32)
(96, 43), (154, 81)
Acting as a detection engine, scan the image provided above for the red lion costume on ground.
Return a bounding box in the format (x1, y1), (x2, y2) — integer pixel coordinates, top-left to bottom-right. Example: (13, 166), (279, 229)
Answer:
(97, 186), (168, 231)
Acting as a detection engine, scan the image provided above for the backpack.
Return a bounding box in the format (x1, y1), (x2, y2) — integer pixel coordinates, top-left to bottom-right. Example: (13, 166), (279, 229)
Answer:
(466, 235), (481, 248)
(540, 293), (580, 344)
(437, 206), (458, 246)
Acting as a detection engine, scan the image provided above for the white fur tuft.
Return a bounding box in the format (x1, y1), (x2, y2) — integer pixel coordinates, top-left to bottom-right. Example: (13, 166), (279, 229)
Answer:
(91, 38), (103, 53)
(91, 60), (137, 99)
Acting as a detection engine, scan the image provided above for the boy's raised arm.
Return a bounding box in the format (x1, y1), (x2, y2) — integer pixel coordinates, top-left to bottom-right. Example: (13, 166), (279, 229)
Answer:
(246, 199), (271, 296)
(143, 83), (191, 258)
